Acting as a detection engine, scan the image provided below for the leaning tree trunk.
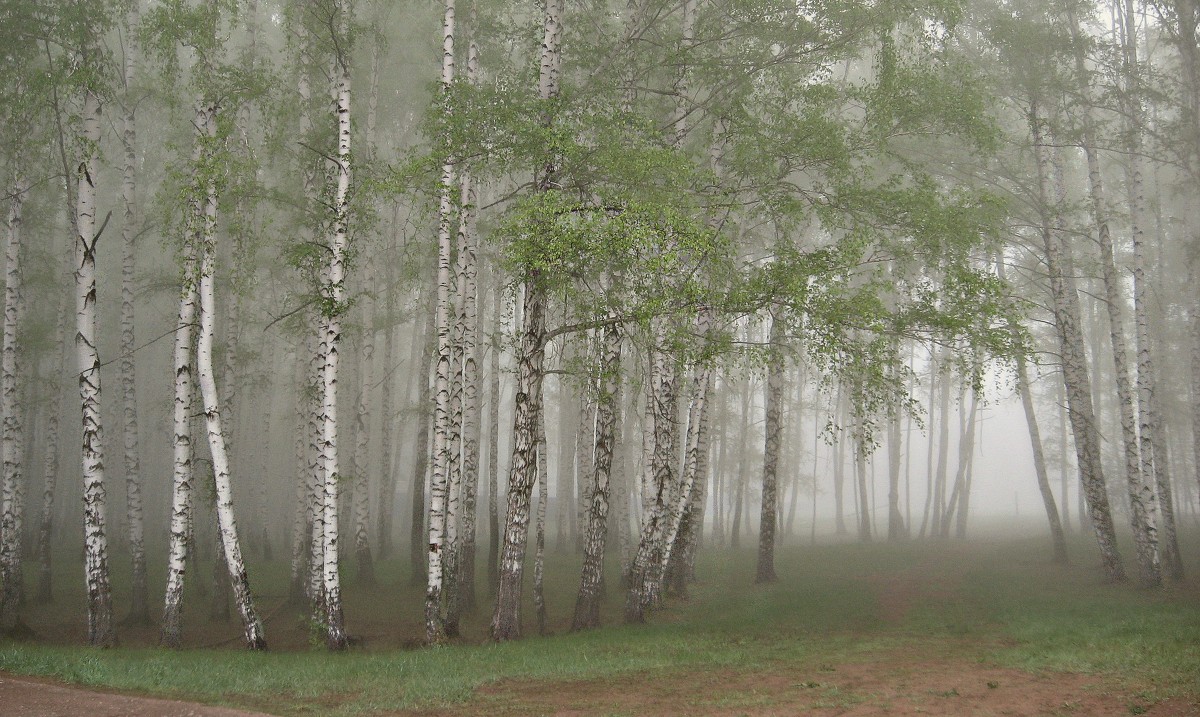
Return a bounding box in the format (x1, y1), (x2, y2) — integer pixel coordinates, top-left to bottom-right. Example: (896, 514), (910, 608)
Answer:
(1030, 99), (1125, 583)
(1017, 350), (1069, 563)
(194, 102), (267, 651)
(0, 173), (27, 636)
(572, 324), (621, 631)
(76, 83), (115, 649)
(118, 0), (149, 625)
(1065, 6), (1154, 583)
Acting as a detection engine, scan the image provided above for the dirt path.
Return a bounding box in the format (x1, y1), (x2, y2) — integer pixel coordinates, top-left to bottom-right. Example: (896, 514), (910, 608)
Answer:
(0, 673), (277, 717)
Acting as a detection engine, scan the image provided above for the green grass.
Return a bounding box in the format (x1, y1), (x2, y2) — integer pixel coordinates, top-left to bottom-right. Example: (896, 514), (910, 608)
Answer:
(1, 529), (1197, 714)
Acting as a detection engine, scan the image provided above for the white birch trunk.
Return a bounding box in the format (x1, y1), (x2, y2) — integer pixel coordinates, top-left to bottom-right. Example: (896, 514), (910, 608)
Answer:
(1066, 9), (1154, 580)
(450, 31), (482, 621)
(664, 311), (714, 591)
(427, 0), (456, 645)
(1119, 0), (1172, 583)
(533, 396), (550, 635)
(76, 84), (114, 648)
(160, 211), (199, 648)
(194, 103), (267, 650)
(0, 174), (27, 634)
(317, 29), (353, 647)
(572, 323), (621, 631)
(1030, 99), (1125, 582)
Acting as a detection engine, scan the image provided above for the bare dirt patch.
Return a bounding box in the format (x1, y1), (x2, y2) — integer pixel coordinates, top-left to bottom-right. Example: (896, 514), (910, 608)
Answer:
(0, 673), (276, 717)
(401, 654), (1199, 717)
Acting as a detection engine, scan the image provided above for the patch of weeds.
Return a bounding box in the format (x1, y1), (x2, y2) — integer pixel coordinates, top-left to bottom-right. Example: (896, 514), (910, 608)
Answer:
(1127, 703), (1148, 715)
(811, 685), (867, 709)
(933, 687), (960, 697)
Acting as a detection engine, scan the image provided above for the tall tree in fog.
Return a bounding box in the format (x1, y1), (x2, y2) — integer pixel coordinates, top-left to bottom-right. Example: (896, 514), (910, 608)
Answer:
(314, 0), (354, 651)
(572, 322), (621, 631)
(1028, 97), (1125, 582)
(149, 0), (267, 649)
(427, 0), (458, 645)
(117, 0), (149, 626)
(756, 312), (785, 583)
(490, 0), (561, 642)
(73, 9), (116, 648)
(0, 142), (28, 638)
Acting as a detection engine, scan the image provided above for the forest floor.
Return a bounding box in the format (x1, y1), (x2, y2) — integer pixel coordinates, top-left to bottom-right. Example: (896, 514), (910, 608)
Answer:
(1, 526), (1198, 716)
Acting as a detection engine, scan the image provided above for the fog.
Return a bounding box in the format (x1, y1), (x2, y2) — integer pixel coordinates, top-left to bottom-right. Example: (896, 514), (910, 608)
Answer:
(0, 0), (1197, 654)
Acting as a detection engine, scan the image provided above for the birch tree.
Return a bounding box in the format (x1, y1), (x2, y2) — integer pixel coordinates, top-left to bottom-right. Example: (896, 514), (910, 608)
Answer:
(118, 0), (149, 626)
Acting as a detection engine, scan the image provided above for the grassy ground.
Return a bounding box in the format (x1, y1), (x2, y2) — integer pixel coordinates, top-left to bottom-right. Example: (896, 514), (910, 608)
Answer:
(1, 528), (1197, 715)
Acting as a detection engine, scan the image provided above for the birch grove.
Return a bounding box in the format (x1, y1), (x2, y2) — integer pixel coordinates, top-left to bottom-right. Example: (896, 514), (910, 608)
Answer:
(1, 0), (1197, 657)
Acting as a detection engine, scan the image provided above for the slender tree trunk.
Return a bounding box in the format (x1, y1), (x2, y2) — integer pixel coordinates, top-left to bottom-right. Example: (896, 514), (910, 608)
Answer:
(35, 294), (67, 604)
(886, 351), (905, 541)
(195, 102), (267, 650)
(626, 329), (680, 622)
(486, 283), (502, 591)
(490, 0), (561, 642)
(756, 314), (784, 582)
(1030, 99), (1125, 583)
(1119, 0), (1175, 586)
(1171, 0), (1200, 534)
(855, 436), (872, 542)
(114, 2), (149, 626)
(316, 25), (353, 649)
(666, 312), (715, 594)
(160, 234), (198, 648)
(949, 387), (979, 539)
(288, 349), (311, 604)
(533, 397), (550, 635)
(76, 82), (115, 649)
(455, 62), (482, 614)
(0, 174), (27, 635)
(410, 311), (434, 585)
(931, 366), (950, 538)
(427, 0), (457, 644)
(490, 283), (547, 641)
(731, 375), (751, 546)
(572, 325), (621, 631)
(1066, 7), (1157, 585)
(351, 272), (377, 587)
(1017, 354), (1068, 563)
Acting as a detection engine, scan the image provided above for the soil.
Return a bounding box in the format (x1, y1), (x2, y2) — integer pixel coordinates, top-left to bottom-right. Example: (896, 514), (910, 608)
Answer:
(403, 655), (1200, 717)
(0, 673), (276, 717)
